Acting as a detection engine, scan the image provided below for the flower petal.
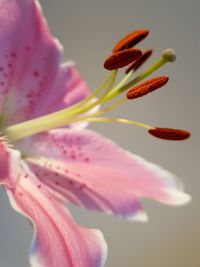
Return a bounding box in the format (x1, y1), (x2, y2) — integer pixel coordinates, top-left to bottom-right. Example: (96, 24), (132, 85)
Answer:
(35, 63), (90, 118)
(6, 161), (107, 267)
(18, 129), (191, 220)
(0, 138), (20, 188)
(0, 0), (89, 126)
(33, 63), (92, 129)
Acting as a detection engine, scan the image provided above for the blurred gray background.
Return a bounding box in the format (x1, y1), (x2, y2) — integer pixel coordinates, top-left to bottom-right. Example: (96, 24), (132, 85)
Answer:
(0, 0), (199, 266)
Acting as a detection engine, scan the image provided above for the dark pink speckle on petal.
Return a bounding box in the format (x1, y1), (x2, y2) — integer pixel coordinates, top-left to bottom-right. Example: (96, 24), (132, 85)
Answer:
(11, 52), (16, 58)
(84, 157), (90, 162)
(33, 70), (39, 77)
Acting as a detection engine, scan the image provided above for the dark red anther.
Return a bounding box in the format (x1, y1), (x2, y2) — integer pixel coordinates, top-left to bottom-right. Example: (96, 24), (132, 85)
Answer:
(126, 49), (153, 74)
(148, 128), (190, 140)
(127, 76), (169, 99)
(104, 48), (142, 70)
(113, 29), (149, 53)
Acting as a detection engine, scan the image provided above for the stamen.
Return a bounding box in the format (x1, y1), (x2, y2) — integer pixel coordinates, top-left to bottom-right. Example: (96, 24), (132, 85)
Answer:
(104, 48), (142, 70)
(148, 127), (190, 140)
(105, 49), (175, 101)
(65, 70), (118, 117)
(48, 70), (116, 117)
(60, 98), (127, 125)
(112, 29), (149, 53)
(81, 117), (152, 129)
(125, 49), (153, 74)
(3, 49), (179, 142)
(126, 76), (169, 99)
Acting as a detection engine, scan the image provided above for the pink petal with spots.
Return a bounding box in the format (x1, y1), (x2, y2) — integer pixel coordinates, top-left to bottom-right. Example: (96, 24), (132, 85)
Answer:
(18, 129), (191, 220)
(0, 138), (20, 188)
(35, 63), (90, 117)
(33, 63), (92, 129)
(6, 161), (107, 267)
(0, 0), (90, 127)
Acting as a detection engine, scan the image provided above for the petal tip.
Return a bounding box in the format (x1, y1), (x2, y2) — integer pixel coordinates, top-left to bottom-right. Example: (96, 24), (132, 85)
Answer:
(166, 190), (192, 206)
(127, 211), (149, 222)
(62, 60), (76, 68)
(93, 229), (108, 267)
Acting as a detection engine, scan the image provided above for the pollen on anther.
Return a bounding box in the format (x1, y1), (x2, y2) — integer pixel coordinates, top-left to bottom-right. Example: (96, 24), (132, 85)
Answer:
(113, 29), (149, 53)
(148, 127), (190, 140)
(104, 48), (142, 70)
(127, 76), (169, 99)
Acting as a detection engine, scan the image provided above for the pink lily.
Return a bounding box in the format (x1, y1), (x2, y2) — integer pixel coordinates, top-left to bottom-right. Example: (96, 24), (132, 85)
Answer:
(0, 1), (191, 267)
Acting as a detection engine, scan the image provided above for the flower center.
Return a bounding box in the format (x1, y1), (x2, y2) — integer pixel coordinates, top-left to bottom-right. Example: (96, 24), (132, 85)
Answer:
(0, 28), (190, 142)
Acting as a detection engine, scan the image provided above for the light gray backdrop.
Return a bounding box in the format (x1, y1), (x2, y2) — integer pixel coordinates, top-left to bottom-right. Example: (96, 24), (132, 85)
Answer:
(0, 0), (199, 266)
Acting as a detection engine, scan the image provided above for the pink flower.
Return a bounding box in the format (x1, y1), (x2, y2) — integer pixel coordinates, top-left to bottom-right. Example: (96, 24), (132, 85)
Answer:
(0, 1), (191, 267)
